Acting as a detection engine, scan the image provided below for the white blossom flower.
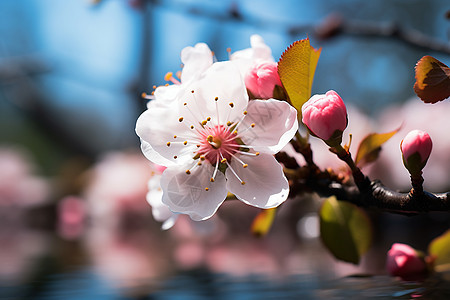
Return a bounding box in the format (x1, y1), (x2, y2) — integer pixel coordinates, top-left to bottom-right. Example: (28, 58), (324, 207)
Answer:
(136, 61), (298, 221)
(147, 42), (214, 109)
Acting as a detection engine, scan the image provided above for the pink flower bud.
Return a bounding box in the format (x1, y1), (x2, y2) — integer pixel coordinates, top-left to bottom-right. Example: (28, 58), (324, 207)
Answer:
(386, 243), (427, 280)
(400, 130), (432, 174)
(245, 62), (282, 99)
(301, 90), (347, 145)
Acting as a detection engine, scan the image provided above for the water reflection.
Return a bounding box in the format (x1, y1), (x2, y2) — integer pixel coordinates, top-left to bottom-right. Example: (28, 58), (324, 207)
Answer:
(1, 149), (449, 299)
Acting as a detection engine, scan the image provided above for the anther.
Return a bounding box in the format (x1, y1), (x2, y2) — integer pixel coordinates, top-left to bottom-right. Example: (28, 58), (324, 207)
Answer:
(184, 102), (187, 106)
(164, 72), (173, 81)
(243, 164), (248, 168)
(200, 155), (206, 161)
(183, 141), (188, 145)
(191, 90), (194, 93)
(205, 187), (209, 191)
(251, 123), (255, 128)
(227, 121), (233, 126)
(196, 144), (201, 148)
(206, 117), (211, 121)
(241, 181), (246, 185)
(166, 142), (171, 147)
(255, 152), (260, 156)
(179, 117), (184, 122)
(152, 85), (157, 89)
(214, 97), (218, 101)
(165, 83), (169, 86)
(141, 92), (147, 98)
(173, 155), (177, 159)
(186, 170), (191, 175)
(202, 120), (207, 125)
(210, 178), (215, 182)
(207, 135), (214, 142)
(191, 125), (195, 129)
(229, 102), (234, 108)
(173, 135), (177, 138)
(197, 162), (202, 166)
(221, 158), (227, 163)
(243, 111), (248, 115)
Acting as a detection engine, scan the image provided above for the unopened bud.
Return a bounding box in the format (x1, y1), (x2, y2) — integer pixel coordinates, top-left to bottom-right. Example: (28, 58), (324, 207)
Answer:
(400, 130), (432, 175)
(301, 90), (348, 147)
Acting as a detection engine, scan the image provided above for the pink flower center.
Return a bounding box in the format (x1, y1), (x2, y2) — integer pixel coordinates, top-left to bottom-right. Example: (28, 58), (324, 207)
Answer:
(197, 125), (239, 163)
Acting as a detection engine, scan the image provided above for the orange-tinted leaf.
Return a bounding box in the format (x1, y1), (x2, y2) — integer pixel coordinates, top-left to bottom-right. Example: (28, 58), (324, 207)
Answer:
(414, 55), (450, 104)
(355, 128), (399, 167)
(251, 207), (277, 237)
(278, 38), (321, 118)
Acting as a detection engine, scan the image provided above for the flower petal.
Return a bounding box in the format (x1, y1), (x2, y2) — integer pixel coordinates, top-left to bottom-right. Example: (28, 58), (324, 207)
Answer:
(179, 61), (249, 126)
(226, 153), (289, 209)
(181, 43), (213, 83)
(136, 104), (198, 166)
(161, 164), (228, 221)
(240, 99), (298, 154)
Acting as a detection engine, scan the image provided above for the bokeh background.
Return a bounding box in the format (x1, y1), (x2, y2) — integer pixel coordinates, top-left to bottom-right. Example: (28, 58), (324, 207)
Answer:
(1, 0), (450, 299)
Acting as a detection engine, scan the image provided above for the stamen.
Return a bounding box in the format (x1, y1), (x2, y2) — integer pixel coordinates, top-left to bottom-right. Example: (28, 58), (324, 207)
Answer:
(243, 111), (248, 115)
(221, 158), (227, 164)
(179, 117), (184, 122)
(174, 155), (177, 159)
(141, 92), (154, 100)
(224, 160), (245, 185)
(202, 120), (207, 126)
(183, 141), (188, 145)
(229, 102), (234, 108)
(166, 142), (171, 147)
(186, 170), (191, 175)
(164, 72), (181, 85)
(211, 153), (220, 182)
(205, 187), (209, 191)
(243, 164), (248, 168)
(173, 135), (177, 138)
(215, 96), (220, 125)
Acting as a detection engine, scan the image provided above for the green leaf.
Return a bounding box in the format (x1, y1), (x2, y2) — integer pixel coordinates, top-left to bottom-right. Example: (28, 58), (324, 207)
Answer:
(277, 38), (321, 118)
(428, 229), (450, 269)
(414, 55), (450, 104)
(251, 207), (277, 237)
(319, 196), (372, 264)
(355, 128), (399, 167)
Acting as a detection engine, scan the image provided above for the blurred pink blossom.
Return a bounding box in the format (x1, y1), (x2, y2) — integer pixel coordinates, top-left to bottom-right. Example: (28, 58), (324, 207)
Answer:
(0, 147), (49, 209)
(57, 196), (86, 240)
(83, 152), (153, 226)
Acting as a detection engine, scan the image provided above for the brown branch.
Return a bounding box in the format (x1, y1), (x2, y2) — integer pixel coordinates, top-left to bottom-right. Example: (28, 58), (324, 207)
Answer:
(277, 150), (450, 215)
